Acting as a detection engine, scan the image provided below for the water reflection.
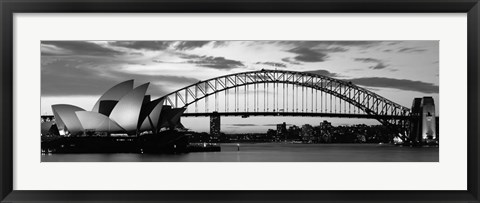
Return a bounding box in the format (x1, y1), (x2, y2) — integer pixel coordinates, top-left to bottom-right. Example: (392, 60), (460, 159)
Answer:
(41, 143), (439, 162)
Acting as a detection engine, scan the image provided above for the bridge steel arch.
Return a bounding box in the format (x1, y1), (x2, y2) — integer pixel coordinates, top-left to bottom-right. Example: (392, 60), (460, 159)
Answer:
(161, 69), (411, 133)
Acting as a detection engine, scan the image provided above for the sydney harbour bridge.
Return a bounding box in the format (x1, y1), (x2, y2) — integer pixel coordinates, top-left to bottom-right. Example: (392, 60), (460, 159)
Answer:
(159, 69), (421, 141)
(42, 69), (435, 143)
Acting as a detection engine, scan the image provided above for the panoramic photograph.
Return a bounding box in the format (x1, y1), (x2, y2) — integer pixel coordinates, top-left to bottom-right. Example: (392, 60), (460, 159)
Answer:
(40, 40), (439, 162)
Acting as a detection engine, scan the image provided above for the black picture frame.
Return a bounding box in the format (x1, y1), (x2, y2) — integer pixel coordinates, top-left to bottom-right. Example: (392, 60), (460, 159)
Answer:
(1, 0), (479, 202)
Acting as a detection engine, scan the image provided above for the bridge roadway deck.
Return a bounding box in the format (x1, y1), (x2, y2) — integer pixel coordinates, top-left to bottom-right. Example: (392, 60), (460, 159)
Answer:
(41, 113), (412, 120)
(182, 112), (410, 119)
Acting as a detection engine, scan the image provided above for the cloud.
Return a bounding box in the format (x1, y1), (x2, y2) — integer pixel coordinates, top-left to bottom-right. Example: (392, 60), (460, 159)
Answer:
(281, 57), (302, 65)
(41, 58), (124, 96)
(283, 45), (346, 64)
(354, 58), (381, 63)
(255, 62), (287, 68)
(152, 52), (245, 70)
(41, 41), (123, 56)
(109, 41), (172, 50)
(318, 47), (349, 52)
(41, 56), (198, 97)
(348, 77), (438, 93)
(370, 63), (388, 70)
(398, 47), (427, 53)
(128, 52), (144, 56)
(277, 41), (382, 48)
(113, 72), (199, 88)
(212, 41), (229, 47)
(194, 57), (244, 70)
(109, 41), (225, 51)
(175, 41), (211, 50)
(287, 47), (328, 62)
(261, 123), (295, 127)
(228, 124), (259, 127)
(179, 54), (245, 70)
(305, 69), (340, 78)
(329, 41), (383, 46)
(354, 58), (388, 69)
(176, 53), (199, 60)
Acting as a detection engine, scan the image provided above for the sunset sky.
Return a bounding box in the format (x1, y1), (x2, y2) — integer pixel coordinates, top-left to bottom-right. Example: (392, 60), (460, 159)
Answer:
(41, 41), (439, 133)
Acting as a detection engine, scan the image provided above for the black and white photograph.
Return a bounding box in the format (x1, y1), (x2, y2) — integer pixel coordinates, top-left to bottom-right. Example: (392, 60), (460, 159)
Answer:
(40, 40), (439, 162)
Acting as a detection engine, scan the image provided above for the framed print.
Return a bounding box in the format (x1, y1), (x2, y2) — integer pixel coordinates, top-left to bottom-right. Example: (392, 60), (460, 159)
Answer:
(1, 0), (479, 202)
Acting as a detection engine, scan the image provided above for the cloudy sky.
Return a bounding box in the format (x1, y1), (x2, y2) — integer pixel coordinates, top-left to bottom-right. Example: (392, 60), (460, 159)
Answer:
(41, 41), (439, 133)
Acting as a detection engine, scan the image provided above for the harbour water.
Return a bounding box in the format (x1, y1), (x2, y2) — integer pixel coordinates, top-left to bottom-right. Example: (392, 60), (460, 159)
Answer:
(41, 143), (439, 162)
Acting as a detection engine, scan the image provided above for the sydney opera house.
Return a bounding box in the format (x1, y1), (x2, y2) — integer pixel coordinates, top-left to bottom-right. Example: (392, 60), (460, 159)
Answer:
(47, 80), (185, 137)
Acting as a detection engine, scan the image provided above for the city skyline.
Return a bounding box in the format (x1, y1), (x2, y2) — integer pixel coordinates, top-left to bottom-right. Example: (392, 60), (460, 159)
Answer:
(41, 40), (439, 133)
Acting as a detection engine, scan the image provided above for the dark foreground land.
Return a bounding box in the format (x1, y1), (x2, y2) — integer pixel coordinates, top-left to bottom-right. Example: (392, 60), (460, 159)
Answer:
(42, 131), (220, 154)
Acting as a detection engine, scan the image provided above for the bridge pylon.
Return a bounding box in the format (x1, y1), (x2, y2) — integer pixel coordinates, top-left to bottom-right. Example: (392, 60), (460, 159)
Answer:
(407, 97), (438, 145)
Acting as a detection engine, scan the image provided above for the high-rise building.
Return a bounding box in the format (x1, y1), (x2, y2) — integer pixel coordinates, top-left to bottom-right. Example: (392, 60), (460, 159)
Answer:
(276, 122), (287, 141)
(210, 111), (221, 136)
(319, 120), (332, 143)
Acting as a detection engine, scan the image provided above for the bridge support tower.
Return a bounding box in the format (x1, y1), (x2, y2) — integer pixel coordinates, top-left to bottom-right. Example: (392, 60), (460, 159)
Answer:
(409, 97), (437, 145)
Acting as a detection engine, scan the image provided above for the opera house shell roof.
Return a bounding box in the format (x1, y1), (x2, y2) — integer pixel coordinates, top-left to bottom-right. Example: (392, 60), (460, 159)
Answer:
(51, 80), (185, 136)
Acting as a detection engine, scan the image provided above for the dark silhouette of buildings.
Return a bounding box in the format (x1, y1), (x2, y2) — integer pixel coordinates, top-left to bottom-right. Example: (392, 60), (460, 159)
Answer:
(301, 124), (316, 143)
(210, 111), (221, 137)
(276, 122), (287, 141)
